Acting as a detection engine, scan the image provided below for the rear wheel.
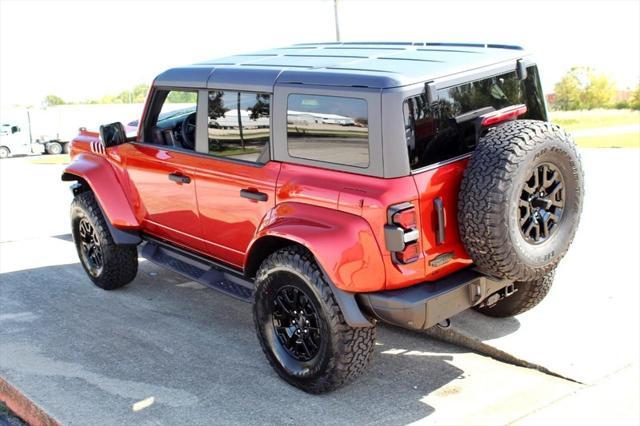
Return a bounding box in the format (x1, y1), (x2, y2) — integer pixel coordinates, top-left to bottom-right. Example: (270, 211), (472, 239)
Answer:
(253, 246), (376, 394)
(0, 146), (10, 159)
(71, 191), (138, 290)
(46, 141), (63, 155)
(475, 271), (555, 317)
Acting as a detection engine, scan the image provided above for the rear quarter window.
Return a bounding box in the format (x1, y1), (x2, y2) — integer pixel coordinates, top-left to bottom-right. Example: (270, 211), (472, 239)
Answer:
(287, 94), (369, 168)
(404, 66), (546, 170)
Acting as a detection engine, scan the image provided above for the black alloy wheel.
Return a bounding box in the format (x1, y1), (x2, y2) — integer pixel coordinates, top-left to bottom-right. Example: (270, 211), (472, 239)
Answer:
(253, 246), (376, 393)
(271, 285), (322, 362)
(519, 162), (565, 244)
(78, 217), (104, 277)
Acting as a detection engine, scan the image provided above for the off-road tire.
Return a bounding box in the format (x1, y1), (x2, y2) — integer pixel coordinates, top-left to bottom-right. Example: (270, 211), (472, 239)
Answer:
(458, 120), (583, 282)
(71, 191), (138, 290)
(0, 146), (10, 159)
(46, 142), (63, 155)
(253, 246), (376, 394)
(475, 271), (554, 317)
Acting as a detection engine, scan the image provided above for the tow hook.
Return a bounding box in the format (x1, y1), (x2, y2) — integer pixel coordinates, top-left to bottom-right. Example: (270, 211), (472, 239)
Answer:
(437, 318), (451, 329)
(503, 283), (516, 297)
(480, 283), (518, 308)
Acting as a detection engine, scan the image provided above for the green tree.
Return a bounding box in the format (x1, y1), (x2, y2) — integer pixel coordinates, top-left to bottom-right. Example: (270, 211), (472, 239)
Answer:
(130, 84), (150, 103)
(166, 91), (197, 103)
(554, 67), (616, 110)
(43, 94), (65, 107)
(629, 84), (640, 110)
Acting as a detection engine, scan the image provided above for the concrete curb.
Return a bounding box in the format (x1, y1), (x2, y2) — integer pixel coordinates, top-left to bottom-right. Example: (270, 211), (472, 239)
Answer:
(0, 376), (58, 426)
(424, 325), (583, 384)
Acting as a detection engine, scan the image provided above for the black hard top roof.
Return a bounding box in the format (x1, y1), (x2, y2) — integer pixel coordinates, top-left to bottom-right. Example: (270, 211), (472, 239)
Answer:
(156, 42), (529, 90)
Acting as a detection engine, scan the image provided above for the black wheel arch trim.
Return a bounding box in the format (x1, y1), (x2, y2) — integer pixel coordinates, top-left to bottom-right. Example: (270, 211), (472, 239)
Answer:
(290, 246), (374, 328)
(63, 173), (142, 246)
(247, 236), (373, 328)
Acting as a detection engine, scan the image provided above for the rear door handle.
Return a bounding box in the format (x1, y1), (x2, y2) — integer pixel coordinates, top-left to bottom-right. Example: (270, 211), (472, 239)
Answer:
(240, 189), (268, 202)
(434, 197), (446, 245)
(168, 172), (191, 184)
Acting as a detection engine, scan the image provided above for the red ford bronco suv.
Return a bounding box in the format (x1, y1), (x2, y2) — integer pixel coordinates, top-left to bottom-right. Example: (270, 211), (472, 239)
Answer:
(62, 42), (583, 393)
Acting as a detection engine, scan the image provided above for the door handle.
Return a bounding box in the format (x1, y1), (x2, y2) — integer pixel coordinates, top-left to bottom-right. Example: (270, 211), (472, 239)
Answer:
(240, 189), (268, 202)
(168, 172), (191, 184)
(434, 197), (445, 245)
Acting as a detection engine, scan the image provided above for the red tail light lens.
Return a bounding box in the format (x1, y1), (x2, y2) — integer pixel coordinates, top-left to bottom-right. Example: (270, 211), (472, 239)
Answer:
(385, 202), (420, 264)
(481, 104), (527, 127)
(392, 208), (417, 230)
(396, 242), (419, 264)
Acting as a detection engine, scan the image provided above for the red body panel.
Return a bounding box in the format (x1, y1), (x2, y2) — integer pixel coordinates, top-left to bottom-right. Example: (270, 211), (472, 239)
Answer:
(191, 156), (281, 268)
(64, 141), (139, 230)
(65, 133), (472, 293)
(274, 162), (470, 290)
(412, 159), (473, 280)
(250, 202), (386, 292)
(118, 143), (203, 251)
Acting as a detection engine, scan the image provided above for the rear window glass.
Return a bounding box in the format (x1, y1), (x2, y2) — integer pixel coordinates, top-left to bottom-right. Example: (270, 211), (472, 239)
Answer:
(404, 66), (546, 170)
(287, 94), (369, 168)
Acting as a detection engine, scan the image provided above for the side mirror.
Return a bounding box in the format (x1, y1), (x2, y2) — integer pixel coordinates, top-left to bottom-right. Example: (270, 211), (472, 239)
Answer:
(99, 122), (127, 147)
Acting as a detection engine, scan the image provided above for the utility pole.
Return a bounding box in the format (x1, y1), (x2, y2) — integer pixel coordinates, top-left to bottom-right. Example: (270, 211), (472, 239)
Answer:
(333, 0), (340, 42)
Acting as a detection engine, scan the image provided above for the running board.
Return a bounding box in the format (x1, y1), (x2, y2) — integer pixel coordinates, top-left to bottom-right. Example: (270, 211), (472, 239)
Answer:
(141, 239), (254, 302)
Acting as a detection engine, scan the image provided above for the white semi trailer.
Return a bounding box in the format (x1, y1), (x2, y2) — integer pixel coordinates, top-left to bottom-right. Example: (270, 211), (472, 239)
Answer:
(0, 111), (69, 158)
(0, 104), (145, 159)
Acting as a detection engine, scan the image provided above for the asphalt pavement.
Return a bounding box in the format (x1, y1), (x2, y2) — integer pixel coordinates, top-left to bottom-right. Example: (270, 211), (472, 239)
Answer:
(0, 150), (638, 425)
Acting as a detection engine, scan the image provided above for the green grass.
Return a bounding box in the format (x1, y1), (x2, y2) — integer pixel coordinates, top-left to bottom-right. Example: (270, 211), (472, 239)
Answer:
(574, 132), (640, 148)
(549, 109), (640, 131)
(30, 154), (70, 164)
(208, 146), (262, 157)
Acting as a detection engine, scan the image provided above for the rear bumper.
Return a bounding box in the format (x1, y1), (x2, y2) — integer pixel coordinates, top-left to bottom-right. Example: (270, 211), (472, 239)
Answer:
(356, 269), (510, 330)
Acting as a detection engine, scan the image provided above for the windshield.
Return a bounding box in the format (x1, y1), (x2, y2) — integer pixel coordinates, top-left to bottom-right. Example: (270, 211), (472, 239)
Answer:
(158, 105), (196, 122)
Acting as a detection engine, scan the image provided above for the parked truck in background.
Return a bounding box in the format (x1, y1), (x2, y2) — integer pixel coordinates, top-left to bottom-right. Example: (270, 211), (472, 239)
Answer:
(0, 104), (147, 159)
(0, 118), (69, 158)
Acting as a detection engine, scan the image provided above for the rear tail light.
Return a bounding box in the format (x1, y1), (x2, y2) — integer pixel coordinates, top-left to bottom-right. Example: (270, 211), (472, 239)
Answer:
(384, 202), (420, 264)
(480, 104), (527, 127)
(391, 207), (417, 230)
(396, 242), (420, 264)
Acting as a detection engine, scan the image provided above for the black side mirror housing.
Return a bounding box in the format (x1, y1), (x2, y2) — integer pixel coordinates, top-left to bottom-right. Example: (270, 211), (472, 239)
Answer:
(99, 122), (127, 147)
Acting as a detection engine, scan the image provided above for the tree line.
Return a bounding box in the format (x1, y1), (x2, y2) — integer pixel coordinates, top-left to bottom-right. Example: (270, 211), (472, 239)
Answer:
(553, 67), (639, 110)
(42, 69), (640, 111)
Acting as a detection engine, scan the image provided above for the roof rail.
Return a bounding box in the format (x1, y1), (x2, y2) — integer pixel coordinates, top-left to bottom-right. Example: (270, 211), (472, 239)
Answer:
(295, 41), (524, 51)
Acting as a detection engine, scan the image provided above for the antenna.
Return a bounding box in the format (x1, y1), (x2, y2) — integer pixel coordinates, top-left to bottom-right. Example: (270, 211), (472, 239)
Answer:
(334, 0), (341, 42)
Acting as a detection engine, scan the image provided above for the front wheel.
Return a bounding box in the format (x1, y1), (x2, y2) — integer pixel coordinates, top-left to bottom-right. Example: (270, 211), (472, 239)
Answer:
(253, 246), (376, 394)
(0, 146), (10, 159)
(71, 191), (138, 290)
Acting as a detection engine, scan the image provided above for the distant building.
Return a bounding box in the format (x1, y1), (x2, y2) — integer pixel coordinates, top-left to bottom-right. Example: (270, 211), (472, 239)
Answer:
(211, 109), (270, 129)
(287, 110), (356, 126)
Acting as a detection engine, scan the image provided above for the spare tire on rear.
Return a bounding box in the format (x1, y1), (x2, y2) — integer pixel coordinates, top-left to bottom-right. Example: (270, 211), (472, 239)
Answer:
(458, 120), (583, 282)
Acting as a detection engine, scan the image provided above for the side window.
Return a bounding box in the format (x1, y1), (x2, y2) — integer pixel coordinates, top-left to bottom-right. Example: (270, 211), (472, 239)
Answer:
(207, 91), (271, 163)
(404, 69), (544, 170)
(287, 94), (369, 168)
(147, 90), (198, 150)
